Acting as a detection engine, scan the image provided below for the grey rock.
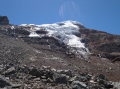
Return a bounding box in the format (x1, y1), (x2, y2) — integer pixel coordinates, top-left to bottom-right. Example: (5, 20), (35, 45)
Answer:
(95, 74), (106, 80)
(11, 84), (21, 88)
(112, 82), (120, 89)
(72, 81), (87, 89)
(3, 67), (15, 75)
(57, 70), (72, 77)
(54, 74), (68, 84)
(0, 75), (11, 88)
(69, 76), (79, 84)
(29, 67), (42, 77)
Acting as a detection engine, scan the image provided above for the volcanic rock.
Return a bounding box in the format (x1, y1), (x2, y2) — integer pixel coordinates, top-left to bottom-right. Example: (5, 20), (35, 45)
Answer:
(72, 81), (87, 89)
(0, 16), (9, 25)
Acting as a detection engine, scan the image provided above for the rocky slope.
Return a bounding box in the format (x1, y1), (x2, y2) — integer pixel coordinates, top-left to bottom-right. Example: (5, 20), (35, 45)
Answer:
(0, 16), (120, 89)
(79, 28), (120, 62)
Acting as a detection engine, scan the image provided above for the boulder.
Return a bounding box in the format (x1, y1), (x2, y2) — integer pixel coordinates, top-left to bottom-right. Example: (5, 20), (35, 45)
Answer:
(29, 67), (43, 77)
(72, 81), (87, 89)
(69, 76), (78, 84)
(0, 75), (11, 88)
(56, 69), (72, 77)
(95, 74), (106, 80)
(79, 73), (92, 82)
(3, 67), (16, 76)
(54, 74), (69, 84)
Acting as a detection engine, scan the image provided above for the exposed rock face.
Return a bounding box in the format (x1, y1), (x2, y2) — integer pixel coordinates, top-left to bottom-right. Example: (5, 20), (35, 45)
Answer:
(0, 16), (9, 25)
(79, 28), (120, 62)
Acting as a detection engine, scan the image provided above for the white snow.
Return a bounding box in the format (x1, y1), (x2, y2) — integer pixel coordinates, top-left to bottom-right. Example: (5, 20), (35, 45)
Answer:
(29, 32), (40, 37)
(20, 21), (89, 56)
(37, 21), (85, 48)
(20, 24), (27, 26)
(67, 35), (85, 48)
(20, 24), (35, 27)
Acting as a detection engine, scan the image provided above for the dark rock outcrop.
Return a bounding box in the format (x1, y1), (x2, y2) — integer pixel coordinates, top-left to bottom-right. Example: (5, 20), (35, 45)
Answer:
(0, 16), (9, 25)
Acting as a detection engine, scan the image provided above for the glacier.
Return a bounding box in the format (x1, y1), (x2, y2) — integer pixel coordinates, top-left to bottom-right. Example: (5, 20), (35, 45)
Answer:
(20, 21), (89, 57)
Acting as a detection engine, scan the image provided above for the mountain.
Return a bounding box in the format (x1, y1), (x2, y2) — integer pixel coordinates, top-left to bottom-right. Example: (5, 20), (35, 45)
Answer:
(0, 16), (120, 89)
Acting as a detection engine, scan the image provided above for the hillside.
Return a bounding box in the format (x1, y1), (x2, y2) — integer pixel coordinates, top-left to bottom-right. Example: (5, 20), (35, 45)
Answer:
(0, 16), (120, 89)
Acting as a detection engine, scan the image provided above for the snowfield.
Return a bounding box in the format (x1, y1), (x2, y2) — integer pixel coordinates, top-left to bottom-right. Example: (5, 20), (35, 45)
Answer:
(20, 21), (89, 56)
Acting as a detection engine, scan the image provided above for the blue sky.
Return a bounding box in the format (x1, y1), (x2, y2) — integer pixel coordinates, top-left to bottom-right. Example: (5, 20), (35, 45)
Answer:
(0, 0), (120, 35)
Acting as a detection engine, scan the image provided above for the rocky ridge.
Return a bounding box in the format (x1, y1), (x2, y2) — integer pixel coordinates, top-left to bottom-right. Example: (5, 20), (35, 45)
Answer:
(0, 16), (9, 25)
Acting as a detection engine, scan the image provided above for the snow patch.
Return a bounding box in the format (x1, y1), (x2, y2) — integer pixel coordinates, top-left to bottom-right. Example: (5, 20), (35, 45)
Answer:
(29, 32), (40, 37)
